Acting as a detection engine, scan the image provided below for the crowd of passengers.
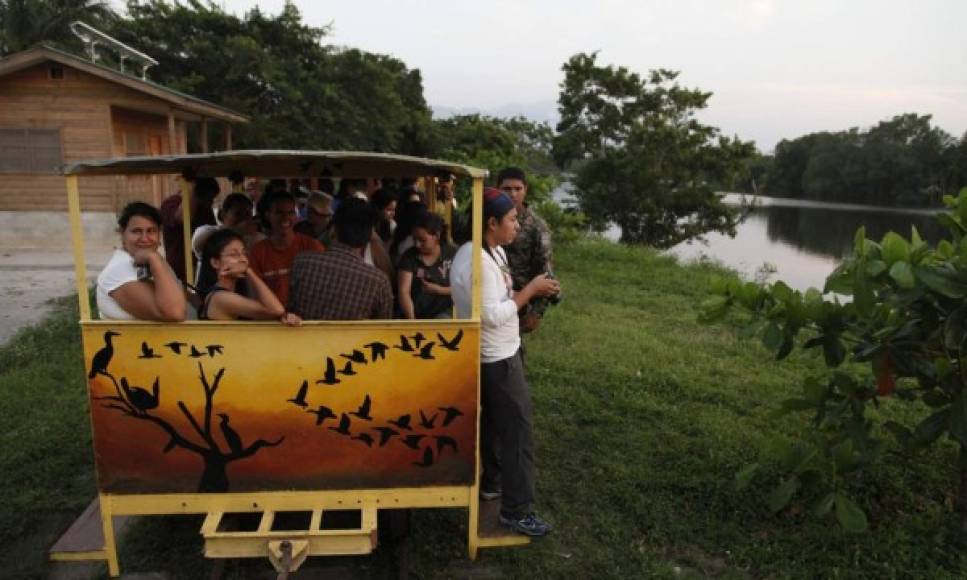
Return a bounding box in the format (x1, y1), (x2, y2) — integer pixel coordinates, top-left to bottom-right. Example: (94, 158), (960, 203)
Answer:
(97, 173), (483, 324)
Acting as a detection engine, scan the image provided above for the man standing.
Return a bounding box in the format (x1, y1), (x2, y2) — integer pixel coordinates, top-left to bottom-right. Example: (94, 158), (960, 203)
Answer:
(497, 167), (555, 332)
(160, 177), (219, 283)
(248, 191), (325, 306)
(288, 198), (393, 320)
(451, 188), (560, 536)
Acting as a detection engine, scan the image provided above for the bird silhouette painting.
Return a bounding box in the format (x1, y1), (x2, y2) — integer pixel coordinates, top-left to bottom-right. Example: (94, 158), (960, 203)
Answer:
(89, 330), (120, 378)
(338, 361), (356, 376)
(401, 434), (425, 450)
(164, 341), (187, 355)
(437, 330), (463, 351)
(434, 435), (458, 455)
(316, 358), (341, 385)
(438, 406), (464, 427)
(341, 349), (367, 364)
(307, 405), (336, 426)
(218, 413), (244, 454)
(393, 335), (414, 352)
(287, 380), (310, 407)
(351, 433), (374, 447)
(364, 341), (388, 361)
(121, 377), (159, 412)
(414, 342), (435, 360)
(206, 344), (224, 357)
(412, 446), (433, 467)
(373, 426), (399, 447)
(189, 345), (205, 358)
(138, 341), (162, 359)
(410, 332), (426, 348)
(329, 413), (352, 436)
(419, 409), (438, 429)
(388, 414), (412, 431)
(349, 394), (373, 421)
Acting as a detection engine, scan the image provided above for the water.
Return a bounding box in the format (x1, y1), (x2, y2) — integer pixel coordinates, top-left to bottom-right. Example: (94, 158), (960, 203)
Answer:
(552, 184), (943, 292)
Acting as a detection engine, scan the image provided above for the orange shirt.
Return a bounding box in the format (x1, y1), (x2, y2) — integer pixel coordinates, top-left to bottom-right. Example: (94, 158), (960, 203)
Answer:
(249, 234), (324, 306)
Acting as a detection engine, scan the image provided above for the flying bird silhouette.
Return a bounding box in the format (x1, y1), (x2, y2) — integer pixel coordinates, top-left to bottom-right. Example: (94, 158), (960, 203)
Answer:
(164, 341), (187, 355)
(434, 435), (458, 454)
(414, 342), (435, 360)
(89, 330), (120, 378)
(388, 414), (412, 431)
(338, 361), (356, 376)
(352, 433), (374, 447)
(419, 409), (438, 429)
(437, 329), (464, 351)
(373, 426), (399, 447)
(206, 344), (224, 357)
(307, 405), (336, 426)
(438, 406), (464, 427)
(329, 413), (352, 435)
(121, 377), (159, 412)
(349, 394), (372, 421)
(412, 446), (433, 467)
(218, 413), (244, 454)
(288, 380), (310, 407)
(364, 341), (389, 361)
(189, 345), (205, 358)
(410, 332), (426, 348)
(316, 357), (341, 385)
(341, 349), (367, 364)
(138, 341), (162, 359)
(393, 335), (414, 352)
(401, 434), (425, 450)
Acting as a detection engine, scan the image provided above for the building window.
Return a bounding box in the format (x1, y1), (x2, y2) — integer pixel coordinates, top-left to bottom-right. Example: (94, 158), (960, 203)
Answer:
(0, 128), (63, 173)
(49, 66), (64, 80)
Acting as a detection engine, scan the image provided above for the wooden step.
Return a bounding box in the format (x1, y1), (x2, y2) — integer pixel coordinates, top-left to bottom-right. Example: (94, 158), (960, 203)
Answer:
(49, 498), (130, 563)
(475, 500), (530, 548)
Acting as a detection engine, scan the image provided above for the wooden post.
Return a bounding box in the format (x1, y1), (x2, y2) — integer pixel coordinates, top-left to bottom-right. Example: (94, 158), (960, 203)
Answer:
(200, 117), (209, 153)
(182, 178), (194, 284)
(66, 176), (91, 321)
(471, 177), (483, 321)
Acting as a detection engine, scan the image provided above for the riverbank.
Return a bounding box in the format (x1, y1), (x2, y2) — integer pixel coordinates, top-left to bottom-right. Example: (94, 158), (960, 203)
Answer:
(1, 239), (963, 577)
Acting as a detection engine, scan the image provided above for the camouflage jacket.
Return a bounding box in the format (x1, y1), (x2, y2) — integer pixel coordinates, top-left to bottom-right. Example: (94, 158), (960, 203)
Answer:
(503, 204), (553, 314)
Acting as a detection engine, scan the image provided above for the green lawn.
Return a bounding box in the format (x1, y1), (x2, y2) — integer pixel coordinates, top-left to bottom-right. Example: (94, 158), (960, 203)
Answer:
(2, 240), (965, 578)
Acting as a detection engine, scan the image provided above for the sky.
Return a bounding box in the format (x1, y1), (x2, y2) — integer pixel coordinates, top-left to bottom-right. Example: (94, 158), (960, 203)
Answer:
(129, 1), (967, 152)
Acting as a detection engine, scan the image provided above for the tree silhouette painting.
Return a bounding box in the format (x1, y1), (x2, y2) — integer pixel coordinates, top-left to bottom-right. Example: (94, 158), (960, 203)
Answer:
(95, 361), (284, 492)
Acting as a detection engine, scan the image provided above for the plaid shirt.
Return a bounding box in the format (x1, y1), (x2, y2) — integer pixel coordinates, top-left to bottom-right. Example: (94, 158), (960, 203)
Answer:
(287, 243), (393, 320)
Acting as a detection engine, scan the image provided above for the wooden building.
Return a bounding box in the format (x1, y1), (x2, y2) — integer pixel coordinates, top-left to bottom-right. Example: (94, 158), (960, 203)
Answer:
(0, 45), (248, 213)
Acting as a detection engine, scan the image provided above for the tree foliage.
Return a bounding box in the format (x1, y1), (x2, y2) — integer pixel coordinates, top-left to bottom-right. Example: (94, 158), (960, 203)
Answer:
(762, 114), (965, 207)
(0, 0), (115, 56)
(703, 187), (967, 532)
(553, 52), (755, 247)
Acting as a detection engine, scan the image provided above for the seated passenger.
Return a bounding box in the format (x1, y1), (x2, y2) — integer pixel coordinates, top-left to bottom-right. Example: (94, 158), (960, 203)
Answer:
(397, 212), (455, 319)
(97, 202), (186, 321)
(293, 192), (334, 244)
(248, 190), (325, 306)
(191, 193), (259, 285)
(197, 229), (300, 325)
(288, 198), (393, 320)
(370, 187), (398, 245)
(160, 176), (219, 283)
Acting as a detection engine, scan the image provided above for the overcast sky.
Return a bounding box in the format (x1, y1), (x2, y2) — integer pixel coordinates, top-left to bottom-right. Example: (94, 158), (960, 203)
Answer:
(149, 1), (967, 152)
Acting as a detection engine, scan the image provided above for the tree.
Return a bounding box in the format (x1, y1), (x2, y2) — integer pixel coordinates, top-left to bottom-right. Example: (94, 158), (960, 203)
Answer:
(703, 187), (967, 532)
(553, 52), (755, 247)
(0, 0), (116, 56)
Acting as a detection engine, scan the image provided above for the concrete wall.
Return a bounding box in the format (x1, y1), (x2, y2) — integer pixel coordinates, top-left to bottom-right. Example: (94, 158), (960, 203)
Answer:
(0, 210), (117, 250)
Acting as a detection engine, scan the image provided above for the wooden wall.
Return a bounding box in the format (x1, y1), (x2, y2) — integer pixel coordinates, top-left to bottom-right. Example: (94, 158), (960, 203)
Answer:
(0, 62), (188, 212)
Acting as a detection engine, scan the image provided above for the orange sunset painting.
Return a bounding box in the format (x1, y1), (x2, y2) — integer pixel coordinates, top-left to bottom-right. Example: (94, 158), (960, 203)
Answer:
(83, 324), (479, 494)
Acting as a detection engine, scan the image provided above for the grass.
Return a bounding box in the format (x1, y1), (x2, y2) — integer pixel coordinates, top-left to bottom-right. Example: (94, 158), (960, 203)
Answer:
(3, 239), (966, 578)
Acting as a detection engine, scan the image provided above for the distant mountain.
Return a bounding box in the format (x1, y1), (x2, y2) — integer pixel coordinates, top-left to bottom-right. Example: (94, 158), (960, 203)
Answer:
(432, 100), (559, 127)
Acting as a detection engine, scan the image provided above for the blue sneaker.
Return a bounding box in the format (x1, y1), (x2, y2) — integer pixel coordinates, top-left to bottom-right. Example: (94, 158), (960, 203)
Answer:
(498, 512), (552, 537)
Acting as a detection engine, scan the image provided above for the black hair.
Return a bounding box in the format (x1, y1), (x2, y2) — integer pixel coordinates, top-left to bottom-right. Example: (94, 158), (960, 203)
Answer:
(496, 166), (527, 187)
(333, 197), (376, 249)
(220, 192), (252, 217)
(194, 177), (220, 199)
(412, 211), (444, 238)
(371, 187), (398, 211)
(118, 201), (161, 229)
(337, 178), (368, 200)
(197, 228), (246, 297)
(391, 199), (428, 254)
(318, 178), (335, 195)
(256, 190), (296, 232)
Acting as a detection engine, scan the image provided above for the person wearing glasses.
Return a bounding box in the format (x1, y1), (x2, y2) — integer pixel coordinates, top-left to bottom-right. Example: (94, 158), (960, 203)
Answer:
(196, 228), (300, 324)
(294, 192), (334, 245)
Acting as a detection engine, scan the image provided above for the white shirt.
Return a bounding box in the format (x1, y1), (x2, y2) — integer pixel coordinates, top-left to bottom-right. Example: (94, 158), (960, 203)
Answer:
(96, 249), (138, 320)
(451, 242), (520, 363)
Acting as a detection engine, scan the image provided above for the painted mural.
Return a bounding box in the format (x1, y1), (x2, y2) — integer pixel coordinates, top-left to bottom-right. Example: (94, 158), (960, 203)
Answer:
(83, 324), (478, 494)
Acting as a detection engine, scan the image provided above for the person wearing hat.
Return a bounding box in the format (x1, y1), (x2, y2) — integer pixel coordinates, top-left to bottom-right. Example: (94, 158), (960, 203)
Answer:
(450, 188), (560, 537)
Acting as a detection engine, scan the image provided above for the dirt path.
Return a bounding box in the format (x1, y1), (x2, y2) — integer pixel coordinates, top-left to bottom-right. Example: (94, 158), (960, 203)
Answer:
(0, 247), (114, 345)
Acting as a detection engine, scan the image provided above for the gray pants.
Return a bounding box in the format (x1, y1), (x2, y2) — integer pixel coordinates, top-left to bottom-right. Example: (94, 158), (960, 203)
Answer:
(481, 350), (535, 518)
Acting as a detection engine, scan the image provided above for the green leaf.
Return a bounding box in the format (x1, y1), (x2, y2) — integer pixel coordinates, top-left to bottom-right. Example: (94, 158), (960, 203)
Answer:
(734, 463), (759, 491)
(947, 393), (967, 447)
(831, 440), (857, 473)
(913, 409), (949, 446)
(814, 492), (836, 517)
(922, 389), (949, 408)
(699, 295), (729, 322)
(889, 261), (915, 289)
(865, 260), (887, 277)
(767, 476), (800, 514)
(853, 226), (867, 257)
(915, 265), (967, 299)
(835, 493), (868, 533)
(883, 421), (913, 447)
(823, 335), (846, 367)
(880, 232), (910, 266)
(944, 305), (967, 350)
(762, 322), (783, 352)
